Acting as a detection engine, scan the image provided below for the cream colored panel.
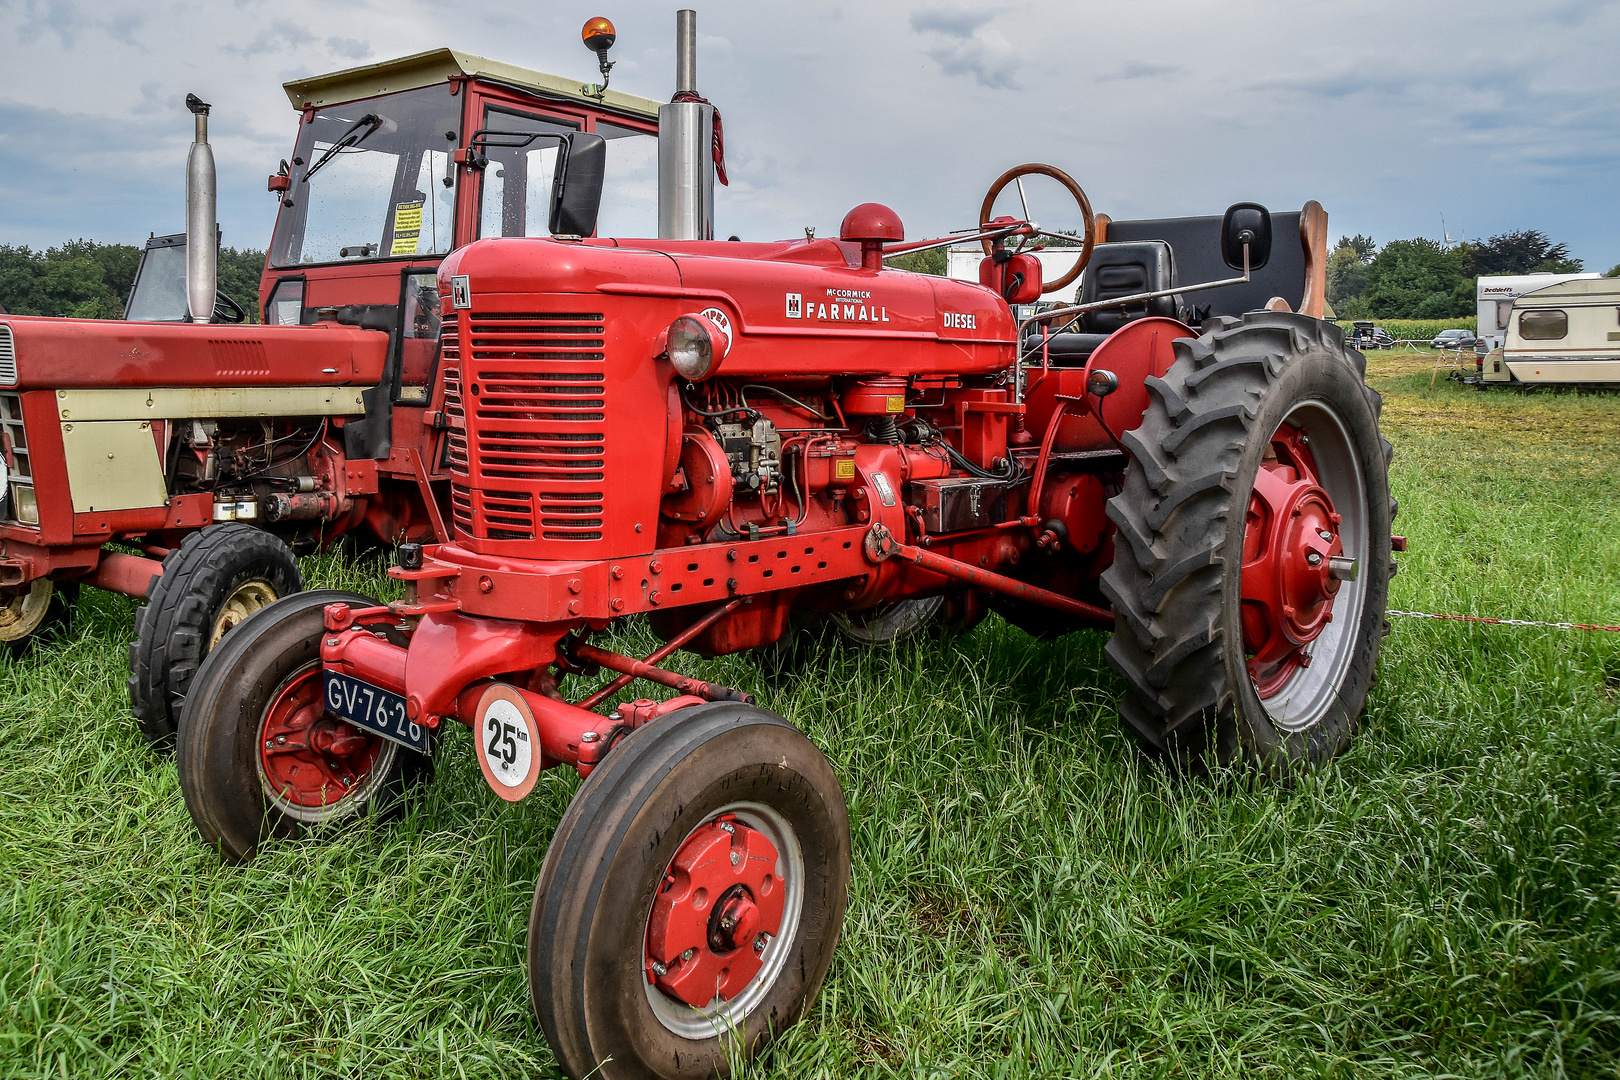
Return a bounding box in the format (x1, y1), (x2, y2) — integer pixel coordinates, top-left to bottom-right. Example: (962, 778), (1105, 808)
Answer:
(1505, 360), (1620, 384)
(61, 421), (169, 513)
(55, 386), (366, 422)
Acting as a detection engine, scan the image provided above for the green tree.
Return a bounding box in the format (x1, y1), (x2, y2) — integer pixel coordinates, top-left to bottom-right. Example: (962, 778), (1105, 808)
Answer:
(1467, 230), (1579, 276)
(0, 239), (267, 321)
(1363, 238), (1472, 319)
(1534, 256), (1586, 275)
(217, 247), (267, 322)
(1606, 263), (1620, 278)
(884, 248), (947, 275)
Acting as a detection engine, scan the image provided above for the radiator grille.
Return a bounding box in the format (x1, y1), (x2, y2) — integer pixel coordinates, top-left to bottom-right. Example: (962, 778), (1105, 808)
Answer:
(0, 325), (15, 385)
(460, 312), (607, 543)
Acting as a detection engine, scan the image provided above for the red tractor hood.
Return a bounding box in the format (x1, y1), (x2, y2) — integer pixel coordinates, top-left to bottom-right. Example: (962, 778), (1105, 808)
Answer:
(0, 316), (387, 390)
(437, 236), (1015, 378)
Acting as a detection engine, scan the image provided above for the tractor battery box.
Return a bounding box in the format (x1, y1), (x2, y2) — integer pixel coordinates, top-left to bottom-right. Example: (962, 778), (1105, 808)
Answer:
(907, 476), (1007, 535)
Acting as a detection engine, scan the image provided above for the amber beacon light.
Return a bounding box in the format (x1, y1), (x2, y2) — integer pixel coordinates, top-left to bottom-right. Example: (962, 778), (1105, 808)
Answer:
(581, 16), (617, 52)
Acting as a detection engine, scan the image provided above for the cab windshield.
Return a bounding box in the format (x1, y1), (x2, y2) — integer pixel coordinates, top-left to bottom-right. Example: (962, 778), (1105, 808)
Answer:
(272, 85), (460, 267)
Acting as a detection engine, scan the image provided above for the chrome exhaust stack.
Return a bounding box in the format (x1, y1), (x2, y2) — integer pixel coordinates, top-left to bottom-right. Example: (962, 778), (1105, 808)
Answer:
(657, 10), (714, 240)
(184, 94), (217, 324)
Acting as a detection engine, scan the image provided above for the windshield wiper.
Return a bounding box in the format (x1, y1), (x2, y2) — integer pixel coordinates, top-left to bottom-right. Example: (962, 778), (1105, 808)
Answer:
(302, 113), (384, 184)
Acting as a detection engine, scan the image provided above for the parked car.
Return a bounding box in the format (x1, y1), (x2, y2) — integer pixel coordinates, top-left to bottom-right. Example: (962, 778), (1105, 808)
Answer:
(1350, 321), (1396, 349)
(1430, 328), (1478, 350)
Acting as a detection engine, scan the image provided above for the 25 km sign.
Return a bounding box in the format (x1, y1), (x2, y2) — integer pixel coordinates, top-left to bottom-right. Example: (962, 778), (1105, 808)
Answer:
(472, 684), (544, 801)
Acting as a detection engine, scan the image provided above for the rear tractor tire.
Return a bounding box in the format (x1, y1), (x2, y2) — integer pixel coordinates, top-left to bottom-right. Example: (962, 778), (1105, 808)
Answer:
(1102, 311), (1395, 772)
(129, 522), (302, 749)
(176, 589), (432, 862)
(529, 703), (850, 1079)
(0, 579), (79, 658)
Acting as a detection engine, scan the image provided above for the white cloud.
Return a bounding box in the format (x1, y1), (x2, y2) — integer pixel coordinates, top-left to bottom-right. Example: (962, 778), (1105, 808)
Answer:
(0, 0), (1613, 271)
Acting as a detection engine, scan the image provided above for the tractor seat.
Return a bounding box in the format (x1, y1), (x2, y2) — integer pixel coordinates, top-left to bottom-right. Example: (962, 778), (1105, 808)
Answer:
(1028, 240), (1178, 366)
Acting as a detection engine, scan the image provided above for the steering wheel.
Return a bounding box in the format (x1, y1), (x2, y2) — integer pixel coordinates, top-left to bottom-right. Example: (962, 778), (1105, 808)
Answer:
(978, 163), (1095, 295)
(212, 291), (247, 324)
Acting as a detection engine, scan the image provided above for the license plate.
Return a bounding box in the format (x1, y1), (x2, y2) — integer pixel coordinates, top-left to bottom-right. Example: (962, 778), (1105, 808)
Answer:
(323, 671), (430, 755)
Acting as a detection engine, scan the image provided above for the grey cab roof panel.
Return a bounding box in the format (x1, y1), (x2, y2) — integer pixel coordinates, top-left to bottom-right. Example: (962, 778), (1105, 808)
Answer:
(284, 48), (661, 121)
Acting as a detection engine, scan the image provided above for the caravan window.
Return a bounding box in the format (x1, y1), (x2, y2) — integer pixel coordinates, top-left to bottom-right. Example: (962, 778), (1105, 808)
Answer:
(1519, 310), (1568, 340)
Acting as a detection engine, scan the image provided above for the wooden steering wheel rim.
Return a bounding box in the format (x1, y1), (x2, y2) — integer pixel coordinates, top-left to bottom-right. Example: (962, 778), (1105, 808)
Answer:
(978, 163), (1094, 295)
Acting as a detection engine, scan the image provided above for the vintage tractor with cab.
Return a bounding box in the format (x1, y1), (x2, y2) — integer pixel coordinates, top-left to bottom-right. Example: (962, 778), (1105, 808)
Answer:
(176, 12), (1398, 1079)
(0, 34), (664, 746)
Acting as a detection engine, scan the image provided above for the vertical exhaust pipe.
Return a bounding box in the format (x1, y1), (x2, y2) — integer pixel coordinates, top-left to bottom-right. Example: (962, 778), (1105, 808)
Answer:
(657, 9), (714, 240)
(185, 94), (217, 324)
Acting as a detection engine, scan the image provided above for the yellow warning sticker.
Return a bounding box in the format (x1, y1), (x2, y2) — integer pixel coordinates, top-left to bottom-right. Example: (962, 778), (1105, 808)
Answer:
(391, 201), (424, 256)
(884, 395), (905, 413)
(834, 459), (856, 480)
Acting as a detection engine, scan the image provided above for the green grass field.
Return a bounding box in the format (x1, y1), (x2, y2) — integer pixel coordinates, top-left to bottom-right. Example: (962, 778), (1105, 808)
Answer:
(4, 357), (1619, 1078)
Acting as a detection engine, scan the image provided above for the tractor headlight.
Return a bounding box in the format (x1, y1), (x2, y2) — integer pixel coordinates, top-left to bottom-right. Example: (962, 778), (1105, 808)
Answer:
(667, 312), (729, 381)
(11, 484), (36, 525)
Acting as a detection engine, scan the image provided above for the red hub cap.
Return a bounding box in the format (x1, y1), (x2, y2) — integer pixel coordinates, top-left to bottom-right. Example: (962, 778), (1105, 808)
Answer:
(645, 815), (786, 1009)
(258, 668), (384, 808)
(1241, 424), (1344, 697)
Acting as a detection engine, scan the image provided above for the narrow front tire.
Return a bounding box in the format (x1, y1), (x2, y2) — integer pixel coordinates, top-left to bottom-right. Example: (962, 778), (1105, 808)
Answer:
(529, 703), (850, 1079)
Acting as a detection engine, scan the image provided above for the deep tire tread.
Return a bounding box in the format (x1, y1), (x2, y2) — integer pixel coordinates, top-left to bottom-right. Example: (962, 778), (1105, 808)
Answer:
(1100, 310), (1395, 772)
(129, 523), (302, 749)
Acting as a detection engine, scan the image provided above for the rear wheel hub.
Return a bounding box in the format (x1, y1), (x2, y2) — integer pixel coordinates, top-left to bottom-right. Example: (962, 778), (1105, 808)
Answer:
(646, 815), (786, 1009)
(1241, 424), (1344, 696)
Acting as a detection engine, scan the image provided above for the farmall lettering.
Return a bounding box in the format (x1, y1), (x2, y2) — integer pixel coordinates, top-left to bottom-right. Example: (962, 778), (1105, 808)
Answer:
(785, 288), (891, 323)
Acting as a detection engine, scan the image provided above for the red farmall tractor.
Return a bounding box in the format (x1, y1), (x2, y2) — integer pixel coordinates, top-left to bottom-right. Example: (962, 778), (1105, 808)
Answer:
(0, 40), (662, 745)
(176, 13), (1397, 1080)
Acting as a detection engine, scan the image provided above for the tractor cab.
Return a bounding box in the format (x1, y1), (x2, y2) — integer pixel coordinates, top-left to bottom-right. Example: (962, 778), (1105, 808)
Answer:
(261, 49), (662, 402)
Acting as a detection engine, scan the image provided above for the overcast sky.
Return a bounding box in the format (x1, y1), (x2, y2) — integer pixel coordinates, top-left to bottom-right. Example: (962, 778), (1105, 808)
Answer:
(1, 0), (1616, 270)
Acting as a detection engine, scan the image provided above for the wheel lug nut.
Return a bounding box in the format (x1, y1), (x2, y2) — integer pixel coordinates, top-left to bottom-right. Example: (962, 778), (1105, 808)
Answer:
(754, 933), (769, 954)
(731, 851), (741, 866)
(681, 948), (695, 962)
(650, 960), (667, 976)
(1317, 529), (1333, 541)
(1306, 552), (1323, 567)
(719, 821), (735, 834)
(276, 734), (286, 744)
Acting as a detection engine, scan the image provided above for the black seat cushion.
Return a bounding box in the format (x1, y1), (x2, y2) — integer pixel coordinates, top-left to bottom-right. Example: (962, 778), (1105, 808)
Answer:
(1079, 241), (1177, 334)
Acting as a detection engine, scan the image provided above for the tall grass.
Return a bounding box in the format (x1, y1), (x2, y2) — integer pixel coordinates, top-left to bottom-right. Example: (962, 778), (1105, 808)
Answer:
(1, 365), (1617, 1077)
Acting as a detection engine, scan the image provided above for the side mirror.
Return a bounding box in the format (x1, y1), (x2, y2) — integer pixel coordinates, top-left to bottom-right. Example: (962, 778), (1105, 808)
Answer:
(549, 132), (607, 237)
(1221, 202), (1272, 272)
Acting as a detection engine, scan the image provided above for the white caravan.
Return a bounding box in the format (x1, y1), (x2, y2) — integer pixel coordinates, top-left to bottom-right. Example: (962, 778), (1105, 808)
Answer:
(1477, 276), (1620, 385)
(1476, 271), (1599, 352)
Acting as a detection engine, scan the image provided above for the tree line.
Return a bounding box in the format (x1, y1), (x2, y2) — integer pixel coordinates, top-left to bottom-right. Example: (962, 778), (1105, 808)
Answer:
(0, 240), (267, 321)
(1327, 230), (1619, 320)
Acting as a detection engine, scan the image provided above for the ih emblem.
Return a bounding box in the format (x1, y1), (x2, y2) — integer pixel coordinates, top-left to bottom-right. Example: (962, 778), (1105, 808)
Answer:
(451, 275), (472, 310)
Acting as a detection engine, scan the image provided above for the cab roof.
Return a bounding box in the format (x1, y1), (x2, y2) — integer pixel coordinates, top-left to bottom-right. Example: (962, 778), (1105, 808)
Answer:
(283, 48), (662, 120)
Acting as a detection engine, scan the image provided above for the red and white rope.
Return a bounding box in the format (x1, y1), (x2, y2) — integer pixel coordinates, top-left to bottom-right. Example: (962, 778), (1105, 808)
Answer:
(1387, 609), (1620, 633)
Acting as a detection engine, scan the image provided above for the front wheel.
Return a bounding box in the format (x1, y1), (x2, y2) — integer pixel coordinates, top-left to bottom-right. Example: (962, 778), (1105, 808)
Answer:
(1, 579), (78, 658)
(1102, 311), (1395, 772)
(130, 522), (302, 749)
(176, 589), (431, 862)
(529, 703), (850, 1079)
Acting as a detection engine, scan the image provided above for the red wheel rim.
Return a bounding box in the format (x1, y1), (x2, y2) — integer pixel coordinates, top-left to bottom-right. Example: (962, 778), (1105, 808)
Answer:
(257, 666), (388, 814)
(1241, 423), (1346, 697)
(645, 813), (789, 1010)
